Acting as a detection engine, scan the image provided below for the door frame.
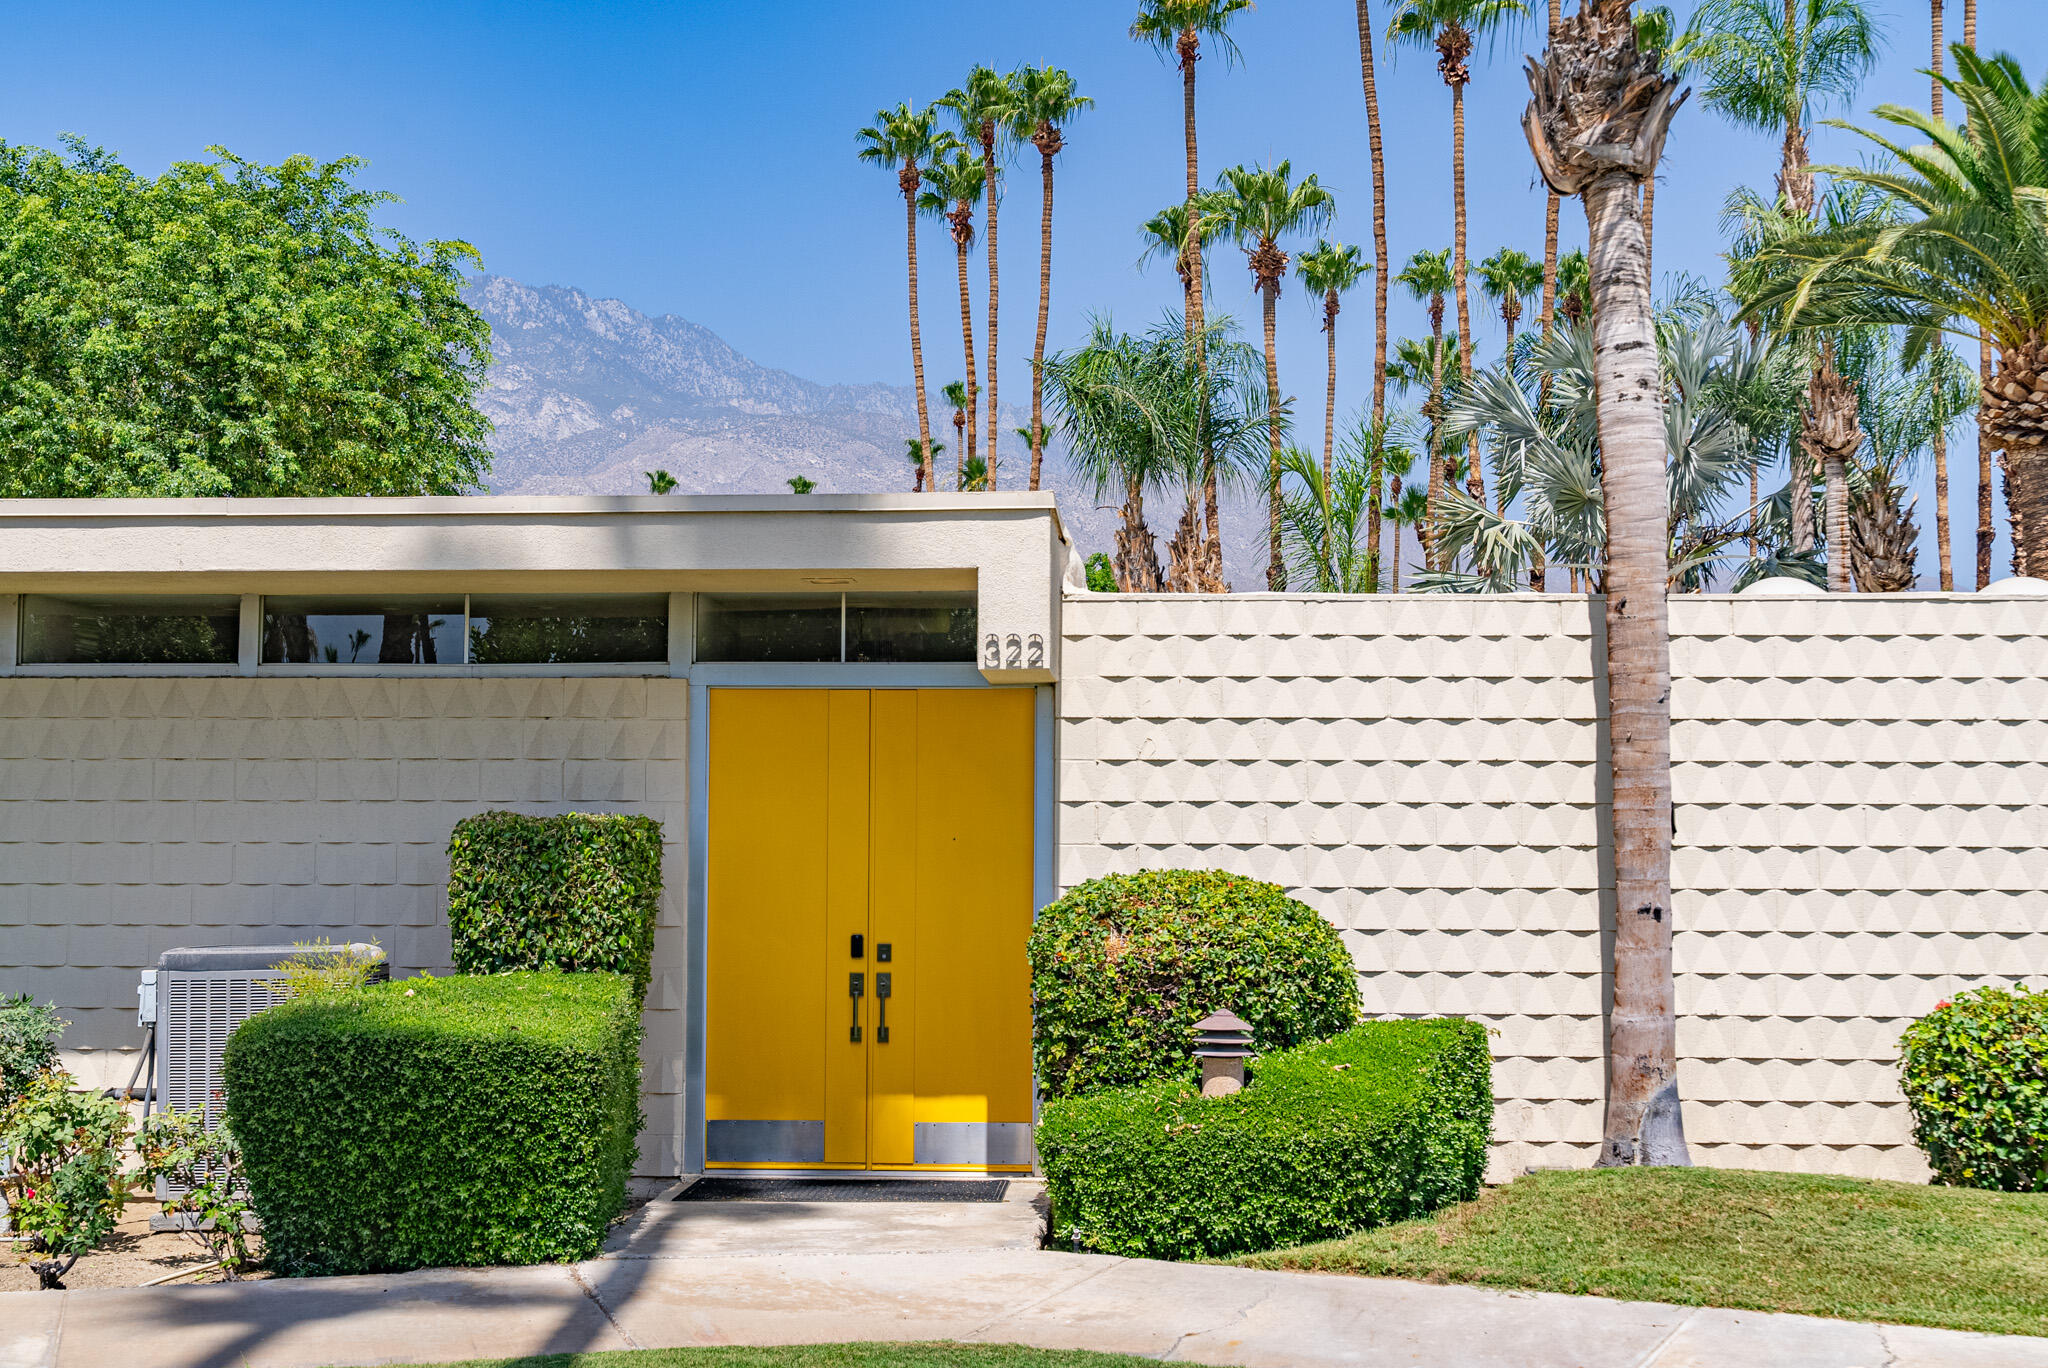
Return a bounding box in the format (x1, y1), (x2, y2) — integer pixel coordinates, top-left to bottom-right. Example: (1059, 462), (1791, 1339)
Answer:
(683, 662), (1056, 1175)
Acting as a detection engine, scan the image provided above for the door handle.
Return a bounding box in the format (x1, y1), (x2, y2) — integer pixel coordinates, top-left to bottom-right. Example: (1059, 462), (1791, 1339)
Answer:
(875, 972), (891, 1044)
(849, 972), (864, 1043)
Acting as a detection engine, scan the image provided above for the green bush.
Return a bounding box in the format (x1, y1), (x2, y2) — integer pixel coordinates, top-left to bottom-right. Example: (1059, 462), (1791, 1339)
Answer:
(1, 992), (64, 1104)
(1028, 870), (1361, 1099)
(224, 971), (642, 1274)
(1036, 1018), (1493, 1261)
(0, 1071), (130, 1288)
(446, 811), (663, 1001)
(1899, 983), (2048, 1193)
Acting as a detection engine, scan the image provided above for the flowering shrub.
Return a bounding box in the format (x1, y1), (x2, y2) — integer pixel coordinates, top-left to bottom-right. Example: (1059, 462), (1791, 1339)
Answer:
(1899, 984), (2048, 1192)
(0, 1072), (130, 1288)
(0, 993), (63, 1105)
(134, 1110), (261, 1278)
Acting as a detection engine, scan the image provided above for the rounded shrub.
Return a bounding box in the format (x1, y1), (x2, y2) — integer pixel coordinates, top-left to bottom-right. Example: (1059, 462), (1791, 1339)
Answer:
(1899, 983), (2048, 1193)
(1028, 869), (1361, 1099)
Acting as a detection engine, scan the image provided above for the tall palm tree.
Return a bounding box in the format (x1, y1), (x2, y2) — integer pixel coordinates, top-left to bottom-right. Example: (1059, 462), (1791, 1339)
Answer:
(921, 148), (985, 489)
(1965, 0), (1989, 586)
(941, 378), (972, 488)
(904, 438), (943, 491)
(1295, 241), (1372, 486)
(1476, 247), (1545, 367)
(1011, 66), (1093, 494)
(941, 69), (1022, 489)
(1353, 0), (1395, 584)
(1394, 248), (1460, 563)
(1132, 0), (1256, 587)
(1556, 247), (1592, 326)
(1384, 484), (1428, 591)
(1631, 6), (1684, 279)
(1540, 0), (1563, 350)
(1737, 50), (2048, 577)
(1210, 161), (1337, 590)
(1926, 0), (1951, 589)
(857, 104), (944, 494)
(1526, 0), (1692, 1168)
(1388, 0), (1530, 394)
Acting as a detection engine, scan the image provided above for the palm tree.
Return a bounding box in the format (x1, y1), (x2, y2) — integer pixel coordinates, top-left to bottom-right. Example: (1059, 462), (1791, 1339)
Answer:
(1279, 441), (1380, 592)
(786, 475), (817, 494)
(645, 469), (677, 494)
(1295, 241), (1372, 486)
(1927, 0), (1950, 588)
(1476, 247), (1545, 366)
(1737, 50), (2048, 577)
(857, 104), (944, 493)
(1394, 248), (1459, 562)
(921, 149), (985, 489)
(904, 438), (943, 492)
(941, 378), (972, 488)
(1384, 484), (1428, 591)
(1965, 0), (1990, 586)
(1132, 0), (1257, 584)
(1352, 0), (1395, 583)
(941, 69), (1021, 489)
(1011, 66), (1093, 494)
(1210, 161), (1337, 590)
(1389, 331), (1466, 570)
(1540, 0), (1563, 348)
(1556, 248), (1591, 326)
(1388, 0), (1530, 394)
(1525, 0), (1691, 1167)
(1631, 6), (1685, 279)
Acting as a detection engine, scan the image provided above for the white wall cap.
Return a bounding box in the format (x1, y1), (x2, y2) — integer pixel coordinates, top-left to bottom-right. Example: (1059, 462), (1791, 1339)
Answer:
(1980, 576), (2048, 596)
(1738, 576), (1829, 597)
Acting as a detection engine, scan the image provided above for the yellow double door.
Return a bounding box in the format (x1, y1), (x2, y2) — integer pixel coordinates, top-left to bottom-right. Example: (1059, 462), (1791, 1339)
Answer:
(705, 687), (1036, 1171)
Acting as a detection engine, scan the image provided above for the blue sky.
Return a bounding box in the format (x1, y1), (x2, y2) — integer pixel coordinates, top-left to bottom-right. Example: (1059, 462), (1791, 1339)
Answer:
(2, 1), (2035, 579)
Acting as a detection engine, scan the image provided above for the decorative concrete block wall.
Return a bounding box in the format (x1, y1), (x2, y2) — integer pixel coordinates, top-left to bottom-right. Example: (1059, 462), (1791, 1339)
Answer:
(1058, 592), (2048, 1182)
(0, 675), (688, 1175)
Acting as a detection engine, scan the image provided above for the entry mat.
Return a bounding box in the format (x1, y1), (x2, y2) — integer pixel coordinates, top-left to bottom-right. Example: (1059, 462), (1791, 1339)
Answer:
(678, 1177), (1010, 1203)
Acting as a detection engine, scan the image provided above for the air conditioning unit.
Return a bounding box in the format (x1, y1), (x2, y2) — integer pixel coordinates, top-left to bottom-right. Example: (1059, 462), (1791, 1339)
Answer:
(142, 944), (387, 1204)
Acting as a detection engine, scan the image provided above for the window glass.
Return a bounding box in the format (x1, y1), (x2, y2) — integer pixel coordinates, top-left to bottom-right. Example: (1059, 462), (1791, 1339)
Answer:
(262, 597), (464, 665)
(845, 593), (976, 663)
(695, 594), (841, 662)
(19, 595), (239, 665)
(467, 595), (668, 664)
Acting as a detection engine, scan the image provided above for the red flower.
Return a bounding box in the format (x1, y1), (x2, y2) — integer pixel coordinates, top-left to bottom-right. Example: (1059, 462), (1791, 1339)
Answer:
(1936, 1000), (1951, 1011)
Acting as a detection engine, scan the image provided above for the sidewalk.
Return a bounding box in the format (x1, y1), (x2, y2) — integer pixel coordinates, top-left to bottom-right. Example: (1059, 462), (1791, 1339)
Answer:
(4, 1191), (2045, 1368)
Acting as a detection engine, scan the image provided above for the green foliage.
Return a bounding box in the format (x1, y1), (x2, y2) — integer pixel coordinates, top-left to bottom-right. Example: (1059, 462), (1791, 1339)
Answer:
(224, 971), (642, 1275)
(267, 939), (383, 1000)
(0, 137), (492, 498)
(1899, 984), (2048, 1193)
(0, 992), (63, 1103)
(446, 812), (664, 1002)
(1037, 1019), (1492, 1260)
(1027, 869), (1361, 1100)
(0, 1071), (131, 1288)
(133, 1109), (261, 1278)
(1083, 552), (1118, 592)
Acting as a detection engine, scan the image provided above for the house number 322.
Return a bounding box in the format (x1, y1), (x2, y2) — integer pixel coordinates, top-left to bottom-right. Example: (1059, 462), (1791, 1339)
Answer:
(982, 633), (1045, 670)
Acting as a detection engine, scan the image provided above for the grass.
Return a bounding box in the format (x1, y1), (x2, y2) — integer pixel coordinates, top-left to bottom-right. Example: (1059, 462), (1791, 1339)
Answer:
(1236, 1166), (2048, 1339)
(345, 1349), (1153, 1368)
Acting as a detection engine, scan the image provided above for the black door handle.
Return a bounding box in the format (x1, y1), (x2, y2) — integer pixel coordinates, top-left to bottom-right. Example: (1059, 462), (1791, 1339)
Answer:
(876, 972), (891, 1044)
(849, 972), (864, 1042)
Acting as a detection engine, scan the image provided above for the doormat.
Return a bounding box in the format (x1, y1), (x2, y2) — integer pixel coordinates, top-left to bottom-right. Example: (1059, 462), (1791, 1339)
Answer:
(677, 1177), (1010, 1203)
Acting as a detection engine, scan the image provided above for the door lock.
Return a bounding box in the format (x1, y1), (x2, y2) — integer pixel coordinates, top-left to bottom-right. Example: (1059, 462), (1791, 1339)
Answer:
(876, 942), (892, 962)
(875, 972), (892, 1044)
(848, 972), (864, 1042)
(850, 933), (864, 959)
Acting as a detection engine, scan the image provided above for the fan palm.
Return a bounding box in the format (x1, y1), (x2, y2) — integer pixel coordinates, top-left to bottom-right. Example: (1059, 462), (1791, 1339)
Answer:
(940, 69), (1022, 488)
(857, 104), (945, 493)
(1394, 248), (1460, 559)
(1736, 50), (2048, 576)
(1539, 0), (1563, 353)
(1555, 248), (1592, 327)
(645, 469), (676, 495)
(1476, 247), (1545, 364)
(921, 149), (985, 489)
(1011, 66), (1093, 493)
(1210, 161), (1336, 590)
(1295, 241), (1372, 486)
(1383, 483), (1428, 591)
(1388, 0), (1530, 394)
(904, 438), (943, 491)
(1525, 0), (1691, 1169)
(941, 378), (972, 488)
(1351, 0), (1395, 517)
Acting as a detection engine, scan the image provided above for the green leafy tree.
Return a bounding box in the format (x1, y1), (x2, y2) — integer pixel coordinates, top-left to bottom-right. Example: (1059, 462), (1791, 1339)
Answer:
(0, 140), (491, 497)
(1011, 65), (1093, 492)
(1294, 241), (1372, 487)
(857, 105), (945, 494)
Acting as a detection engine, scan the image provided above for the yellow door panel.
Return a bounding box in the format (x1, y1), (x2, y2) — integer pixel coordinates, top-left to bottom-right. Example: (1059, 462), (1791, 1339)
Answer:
(867, 690), (919, 1166)
(823, 690), (873, 1165)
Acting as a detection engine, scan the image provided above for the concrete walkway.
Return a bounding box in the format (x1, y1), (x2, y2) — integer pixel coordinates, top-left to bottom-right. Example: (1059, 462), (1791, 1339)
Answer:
(4, 1187), (2045, 1368)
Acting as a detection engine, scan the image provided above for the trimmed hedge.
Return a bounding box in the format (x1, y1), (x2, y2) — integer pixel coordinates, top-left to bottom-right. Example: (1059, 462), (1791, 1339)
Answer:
(1036, 1018), (1493, 1260)
(224, 971), (642, 1274)
(1899, 983), (2048, 1193)
(447, 811), (663, 1001)
(1028, 870), (1361, 1099)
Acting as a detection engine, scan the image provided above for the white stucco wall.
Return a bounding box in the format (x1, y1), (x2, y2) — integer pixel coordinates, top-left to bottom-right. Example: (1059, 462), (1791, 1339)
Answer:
(1057, 592), (2048, 1182)
(0, 675), (689, 1175)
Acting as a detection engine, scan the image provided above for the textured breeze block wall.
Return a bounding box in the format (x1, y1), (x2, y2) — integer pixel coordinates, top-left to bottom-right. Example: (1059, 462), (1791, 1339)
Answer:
(0, 675), (688, 1176)
(1058, 592), (2048, 1182)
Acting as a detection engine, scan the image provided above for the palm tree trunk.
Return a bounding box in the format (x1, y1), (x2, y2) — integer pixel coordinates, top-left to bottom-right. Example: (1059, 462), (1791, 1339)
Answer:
(955, 234), (978, 489)
(1642, 177), (1655, 283)
(1389, 516), (1402, 591)
(982, 131), (1001, 489)
(1451, 76), (1485, 510)
(1930, 0), (1944, 120)
(1426, 325), (1445, 570)
(1323, 296), (1339, 487)
(1180, 29), (1222, 587)
(1356, 0), (1391, 585)
(1584, 165), (1688, 1169)
(1263, 280), (1285, 591)
(1825, 451), (1851, 591)
(1930, 0), (1952, 589)
(1963, 2), (1992, 586)
(1790, 432), (1816, 554)
(1540, 0), (1562, 369)
(1031, 145), (1056, 492)
(903, 170), (935, 493)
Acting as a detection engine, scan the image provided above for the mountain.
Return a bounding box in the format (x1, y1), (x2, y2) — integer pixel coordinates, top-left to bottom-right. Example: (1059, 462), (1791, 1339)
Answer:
(464, 276), (1266, 585)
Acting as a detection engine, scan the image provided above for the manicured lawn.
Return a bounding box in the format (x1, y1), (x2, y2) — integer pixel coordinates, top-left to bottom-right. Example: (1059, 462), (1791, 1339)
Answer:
(352, 1347), (1153, 1368)
(1237, 1167), (2048, 1338)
